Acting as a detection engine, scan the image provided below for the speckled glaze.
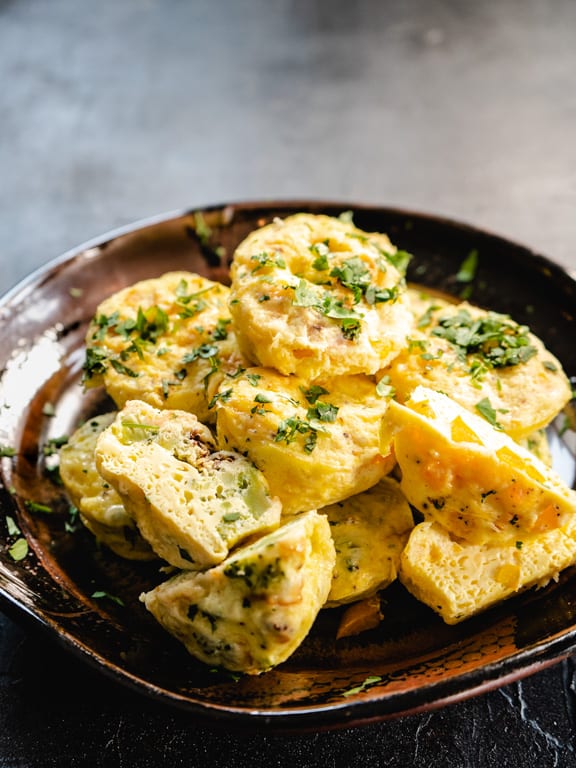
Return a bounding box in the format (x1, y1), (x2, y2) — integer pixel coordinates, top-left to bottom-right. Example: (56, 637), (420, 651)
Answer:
(0, 202), (575, 731)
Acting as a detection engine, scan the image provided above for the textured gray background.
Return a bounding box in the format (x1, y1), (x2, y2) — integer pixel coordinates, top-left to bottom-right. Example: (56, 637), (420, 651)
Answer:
(2, 0), (576, 297)
(1, 0), (576, 766)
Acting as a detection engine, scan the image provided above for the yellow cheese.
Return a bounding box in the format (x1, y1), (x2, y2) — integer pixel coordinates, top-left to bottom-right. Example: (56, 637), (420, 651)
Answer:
(141, 510), (336, 674)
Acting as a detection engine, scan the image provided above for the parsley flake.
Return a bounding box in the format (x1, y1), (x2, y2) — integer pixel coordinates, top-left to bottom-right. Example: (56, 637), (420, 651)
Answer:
(8, 538), (28, 562)
(475, 397), (502, 429)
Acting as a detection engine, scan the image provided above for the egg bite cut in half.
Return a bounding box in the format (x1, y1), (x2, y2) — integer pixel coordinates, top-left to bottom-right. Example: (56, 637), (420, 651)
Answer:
(59, 413), (155, 560)
(228, 213), (414, 380)
(400, 517), (576, 624)
(94, 400), (282, 570)
(381, 386), (576, 546)
(83, 271), (248, 424)
(212, 367), (396, 515)
(140, 510), (336, 675)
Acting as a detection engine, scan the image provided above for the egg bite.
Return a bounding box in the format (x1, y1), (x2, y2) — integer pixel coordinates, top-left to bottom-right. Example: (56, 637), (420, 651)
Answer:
(140, 510), (336, 675)
(83, 271), (248, 424)
(59, 413), (155, 560)
(95, 400), (282, 570)
(381, 386), (576, 546)
(400, 518), (576, 624)
(323, 476), (414, 606)
(228, 213), (414, 380)
(212, 367), (396, 515)
(381, 300), (572, 439)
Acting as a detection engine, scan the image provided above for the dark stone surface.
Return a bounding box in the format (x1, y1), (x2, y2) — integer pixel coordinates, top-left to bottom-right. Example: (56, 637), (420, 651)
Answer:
(1, 0), (576, 765)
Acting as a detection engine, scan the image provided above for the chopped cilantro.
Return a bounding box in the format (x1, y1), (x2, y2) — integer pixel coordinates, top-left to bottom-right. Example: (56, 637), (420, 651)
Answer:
(310, 241), (330, 270)
(475, 397), (502, 429)
(376, 376), (395, 398)
(193, 211), (212, 244)
(208, 388), (233, 409)
(456, 249), (479, 283)
(251, 393), (272, 415)
(342, 675), (383, 697)
(432, 309), (537, 370)
(8, 538), (28, 562)
(292, 279), (364, 340)
(274, 416), (320, 453)
(385, 249), (412, 275)
(91, 590), (124, 606)
(83, 347), (109, 379)
(212, 318), (231, 341)
(42, 435), (69, 456)
(182, 344), (219, 364)
(306, 401), (339, 424)
(330, 257), (371, 304)
(5, 515), (20, 536)
(24, 500), (53, 514)
(301, 385), (329, 404)
(251, 251), (286, 272)
(109, 359), (139, 377)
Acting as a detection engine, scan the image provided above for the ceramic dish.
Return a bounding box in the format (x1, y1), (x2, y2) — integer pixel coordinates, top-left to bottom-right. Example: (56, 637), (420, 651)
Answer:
(0, 201), (575, 731)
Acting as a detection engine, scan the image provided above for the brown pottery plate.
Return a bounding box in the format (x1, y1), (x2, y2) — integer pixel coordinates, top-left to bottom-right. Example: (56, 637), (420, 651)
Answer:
(0, 201), (575, 731)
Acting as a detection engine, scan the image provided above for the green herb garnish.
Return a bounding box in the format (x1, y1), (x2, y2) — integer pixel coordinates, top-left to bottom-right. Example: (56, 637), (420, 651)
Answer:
(432, 309), (537, 371)
(8, 538), (28, 562)
(475, 397), (502, 429)
(91, 590), (124, 606)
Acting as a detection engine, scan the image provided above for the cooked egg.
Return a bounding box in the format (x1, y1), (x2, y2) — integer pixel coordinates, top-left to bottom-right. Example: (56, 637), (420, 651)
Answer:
(59, 413), (155, 560)
(140, 510), (336, 674)
(95, 400), (282, 570)
(213, 366), (395, 515)
(83, 271), (248, 424)
(324, 477), (414, 606)
(382, 301), (571, 439)
(228, 214), (414, 380)
(382, 386), (576, 545)
(400, 518), (576, 624)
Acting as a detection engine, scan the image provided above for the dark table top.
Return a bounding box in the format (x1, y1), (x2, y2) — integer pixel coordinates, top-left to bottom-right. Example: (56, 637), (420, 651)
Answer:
(1, 0), (576, 765)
